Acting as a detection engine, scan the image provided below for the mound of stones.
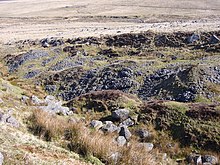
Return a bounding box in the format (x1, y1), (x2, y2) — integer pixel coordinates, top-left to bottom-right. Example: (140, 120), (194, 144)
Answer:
(89, 108), (154, 152)
(4, 31), (220, 102)
(21, 95), (72, 115)
(43, 63), (220, 102)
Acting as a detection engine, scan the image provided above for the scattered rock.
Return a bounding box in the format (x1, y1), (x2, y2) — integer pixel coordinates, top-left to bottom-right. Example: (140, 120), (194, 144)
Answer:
(5, 50), (49, 72)
(187, 34), (200, 43)
(162, 153), (168, 161)
(23, 70), (40, 79)
(109, 152), (121, 164)
(35, 95), (73, 115)
(40, 38), (64, 47)
(119, 126), (132, 140)
(90, 120), (103, 129)
(0, 110), (20, 127)
(138, 143), (154, 152)
(137, 129), (150, 139)
(0, 98), (3, 104)
(6, 116), (20, 128)
(112, 109), (129, 121)
(119, 118), (134, 127)
(21, 95), (30, 104)
(202, 155), (218, 165)
(101, 121), (118, 133)
(44, 95), (56, 104)
(45, 85), (57, 94)
(187, 154), (202, 165)
(31, 95), (45, 105)
(210, 35), (220, 44)
(39, 101), (71, 115)
(116, 136), (127, 146)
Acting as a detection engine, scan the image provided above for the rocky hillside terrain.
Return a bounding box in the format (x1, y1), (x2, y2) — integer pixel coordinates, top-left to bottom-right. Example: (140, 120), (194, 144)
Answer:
(0, 0), (220, 164)
(0, 30), (220, 165)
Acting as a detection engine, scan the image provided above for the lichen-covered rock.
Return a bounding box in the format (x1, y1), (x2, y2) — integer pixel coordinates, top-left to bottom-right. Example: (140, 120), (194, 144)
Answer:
(0, 110), (20, 127)
(44, 95), (56, 104)
(5, 50), (49, 72)
(116, 136), (127, 146)
(31, 95), (45, 105)
(112, 109), (129, 121)
(21, 95), (30, 104)
(90, 120), (103, 129)
(119, 118), (134, 127)
(36, 95), (72, 115)
(101, 121), (118, 133)
(6, 116), (20, 128)
(39, 101), (71, 115)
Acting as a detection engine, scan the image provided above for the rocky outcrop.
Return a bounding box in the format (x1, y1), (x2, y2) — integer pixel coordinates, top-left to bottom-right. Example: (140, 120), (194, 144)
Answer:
(139, 64), (220, 102)
(4, 50), (49, 73)
(4, 31), (220, 102)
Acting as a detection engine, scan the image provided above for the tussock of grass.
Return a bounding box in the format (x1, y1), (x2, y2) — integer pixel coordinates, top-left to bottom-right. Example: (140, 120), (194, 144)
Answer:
(119, 141), (157, 165)
(30, 109), (157, 165)
(30, 109), (72, 141)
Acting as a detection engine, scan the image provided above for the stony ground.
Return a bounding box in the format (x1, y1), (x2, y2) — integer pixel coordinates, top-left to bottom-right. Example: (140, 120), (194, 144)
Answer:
(0, 0), (220, 164)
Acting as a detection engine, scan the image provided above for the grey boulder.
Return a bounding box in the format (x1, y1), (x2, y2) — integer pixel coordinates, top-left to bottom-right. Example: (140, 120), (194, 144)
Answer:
(116, 136), (127, 146)
(39, 101), (71, 115)
(119, 126), (131, 140)
(101, 121), (118, 133)
(0, 110), (20, 128)
(90, 120), (103, 129)
(119, 118), (134, 127)
(31, 95), (45, 105)
(112, 108), (129, 121)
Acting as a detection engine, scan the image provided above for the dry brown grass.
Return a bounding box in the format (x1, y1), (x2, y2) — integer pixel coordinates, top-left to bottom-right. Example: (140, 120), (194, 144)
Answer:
(30, 109), (118, 162)
(67, 125), (118, 163)
(30, 109), (72, 141)
(119, 141), (156, 165)
(30, 109), (158, 164)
